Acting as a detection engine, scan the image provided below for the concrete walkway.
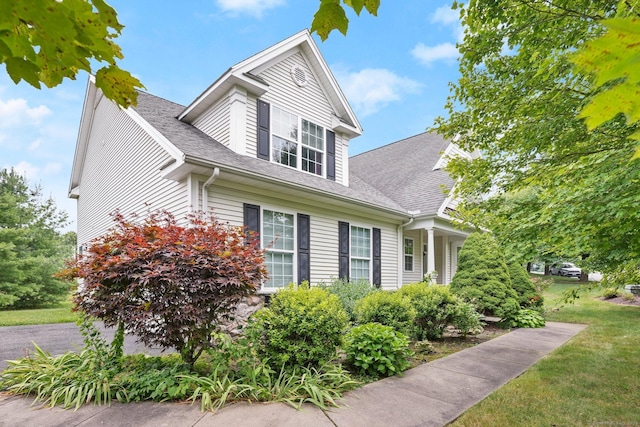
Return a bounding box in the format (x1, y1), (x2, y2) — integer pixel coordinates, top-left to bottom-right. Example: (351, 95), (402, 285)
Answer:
(0, 321), (586, 427)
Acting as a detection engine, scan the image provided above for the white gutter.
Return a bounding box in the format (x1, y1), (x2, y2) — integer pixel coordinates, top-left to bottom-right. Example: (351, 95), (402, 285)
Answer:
(201, 167), (220, 211)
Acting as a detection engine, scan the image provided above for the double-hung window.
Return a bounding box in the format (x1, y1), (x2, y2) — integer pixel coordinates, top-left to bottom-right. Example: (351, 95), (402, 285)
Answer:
(271, 105), (324, 176)
(350, 226), (371, 281)
(404, 238), (414, 271)
(262, 209), (295, 289)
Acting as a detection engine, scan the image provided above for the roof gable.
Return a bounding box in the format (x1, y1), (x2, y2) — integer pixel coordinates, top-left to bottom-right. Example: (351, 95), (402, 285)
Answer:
(178, 29), (361, 136)
(350, 132), (458, 215)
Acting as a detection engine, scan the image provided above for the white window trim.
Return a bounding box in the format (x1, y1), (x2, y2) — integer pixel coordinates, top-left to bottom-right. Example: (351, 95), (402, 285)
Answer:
(260, 206), (297, 293)
(270, 105), (325, 178)
(350, 224), (372, 283)
(404, 237), (414, 272)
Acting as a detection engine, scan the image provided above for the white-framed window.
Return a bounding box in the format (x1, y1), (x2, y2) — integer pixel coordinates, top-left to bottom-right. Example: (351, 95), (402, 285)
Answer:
(262, 209), (296, 289)
(350, 225), (371, 282)
(404, 238), (414, 271)
(271, 105), (324, 176)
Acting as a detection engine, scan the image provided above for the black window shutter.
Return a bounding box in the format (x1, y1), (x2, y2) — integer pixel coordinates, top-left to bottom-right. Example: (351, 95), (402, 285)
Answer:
(243, 203), (260, 244)
(257, 100), (270, 160)
(373, 228), (381, 288)
(326, 130), (336, 181)
(338, 221), (350, 280)
(297, 213), (310, 284)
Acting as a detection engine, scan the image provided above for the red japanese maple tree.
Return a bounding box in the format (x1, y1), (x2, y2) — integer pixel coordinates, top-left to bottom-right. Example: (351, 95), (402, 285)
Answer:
(68, 210), (267, 367)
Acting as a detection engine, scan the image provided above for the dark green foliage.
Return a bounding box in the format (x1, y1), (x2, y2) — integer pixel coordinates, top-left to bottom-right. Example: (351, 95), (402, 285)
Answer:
(450, 233), (520, 319)
(251, 285), (349, 369)
(508, 262), (544, 308)
(398, 283), (464, 339)
(322, 278), (374, 321)
(344, 323), (411, 378)
(0, 168), (73, 309)
(353, 290), (415, 335)
(512, 309), (546, 328)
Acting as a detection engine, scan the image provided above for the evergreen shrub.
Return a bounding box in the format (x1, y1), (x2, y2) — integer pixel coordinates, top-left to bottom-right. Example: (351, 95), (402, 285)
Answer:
(508, 262), (544, 308)
(398, 282), (463, 339)
(353, 290), (415, 335)
(450, 232), (520, 320)
(252, 284), (348, 369)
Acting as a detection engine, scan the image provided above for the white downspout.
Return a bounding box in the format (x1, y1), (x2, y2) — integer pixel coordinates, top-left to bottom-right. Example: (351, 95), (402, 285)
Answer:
(201, 167), (220, 212)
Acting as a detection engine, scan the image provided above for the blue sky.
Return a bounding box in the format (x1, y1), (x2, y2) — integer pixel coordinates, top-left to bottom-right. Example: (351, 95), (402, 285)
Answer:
(0, 1), (463, 231)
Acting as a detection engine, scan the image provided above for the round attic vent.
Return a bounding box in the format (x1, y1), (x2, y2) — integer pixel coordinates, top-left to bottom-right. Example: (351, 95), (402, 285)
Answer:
(290, 65), (308, 87)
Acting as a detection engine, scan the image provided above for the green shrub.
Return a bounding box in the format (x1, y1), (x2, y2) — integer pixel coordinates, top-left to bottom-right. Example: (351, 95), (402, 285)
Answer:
(398, 283), (462, 339)
(322, 278), (374, 321)
(621, 292), (637, 302)
(353, 290), (415, 335)
(511, 308), (546, 328)
(450, 233), (520, 320)
(451, 301), (484, 337)
(344, 323), (412, 378)
(251, 285), (348, 369)
(602, 287), (620, 299)
(508, 262), (544, 308)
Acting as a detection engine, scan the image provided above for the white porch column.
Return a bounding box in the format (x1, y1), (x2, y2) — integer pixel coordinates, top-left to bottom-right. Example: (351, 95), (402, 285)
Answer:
(427, 228), (435, 276)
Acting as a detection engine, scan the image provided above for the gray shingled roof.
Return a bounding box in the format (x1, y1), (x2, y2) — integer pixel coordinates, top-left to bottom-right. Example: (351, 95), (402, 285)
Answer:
(133, 91), (406, 214)
(350, 132), (454, 215)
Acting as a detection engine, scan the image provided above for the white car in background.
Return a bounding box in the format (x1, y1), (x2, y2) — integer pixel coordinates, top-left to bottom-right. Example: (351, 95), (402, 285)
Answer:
(550, 262), (582, 278)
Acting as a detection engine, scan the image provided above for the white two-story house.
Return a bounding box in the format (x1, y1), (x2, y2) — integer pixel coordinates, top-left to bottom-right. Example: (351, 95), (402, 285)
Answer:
(69, 29), (472, 292)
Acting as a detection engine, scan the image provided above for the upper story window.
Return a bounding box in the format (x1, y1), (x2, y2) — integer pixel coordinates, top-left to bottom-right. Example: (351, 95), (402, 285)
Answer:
(271, 105), (324, 176)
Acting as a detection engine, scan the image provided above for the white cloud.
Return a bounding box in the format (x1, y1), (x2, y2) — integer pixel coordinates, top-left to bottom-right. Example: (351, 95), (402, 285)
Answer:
(411, 42), (459, 66)
(432, 4), (459, 26)
(10, 161), (40, 181)
(215, 0), (286, 18)
(333, 68), (422, 117)
(412, 4), (464, 66)
(0, 98), (51, 128)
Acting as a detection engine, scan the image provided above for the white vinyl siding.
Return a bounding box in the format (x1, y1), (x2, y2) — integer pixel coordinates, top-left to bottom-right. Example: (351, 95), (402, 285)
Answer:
(205, 181), (399, 289)
(192, 94), (231, 147)
(77, 97), (188, 245)
(256, 52), (346, 184)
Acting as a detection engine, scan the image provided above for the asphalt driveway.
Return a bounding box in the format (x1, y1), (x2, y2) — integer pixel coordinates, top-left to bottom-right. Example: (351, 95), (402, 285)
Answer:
(0, 322), (168, 371)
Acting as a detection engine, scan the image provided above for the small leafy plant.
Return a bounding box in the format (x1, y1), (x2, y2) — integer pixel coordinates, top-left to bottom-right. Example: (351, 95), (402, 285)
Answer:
(511, 309), (546, 328)
(343, 322), (412, 379)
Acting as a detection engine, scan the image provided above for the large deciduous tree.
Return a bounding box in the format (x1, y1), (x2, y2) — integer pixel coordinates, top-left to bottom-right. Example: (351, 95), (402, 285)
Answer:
(0, 168), (73, 309)
(67, 210), (267, 368)
(1, 0), (143, 107)
(435, 0), (640, 274)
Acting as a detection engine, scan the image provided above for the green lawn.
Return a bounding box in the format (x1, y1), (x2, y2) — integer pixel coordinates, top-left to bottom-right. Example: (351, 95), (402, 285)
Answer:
(0, 298), (79, 327)
(450, 280), (640, 426)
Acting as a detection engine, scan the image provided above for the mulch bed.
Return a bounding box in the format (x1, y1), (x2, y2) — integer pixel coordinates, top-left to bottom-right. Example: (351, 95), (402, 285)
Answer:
(598, 294), (640, 307)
